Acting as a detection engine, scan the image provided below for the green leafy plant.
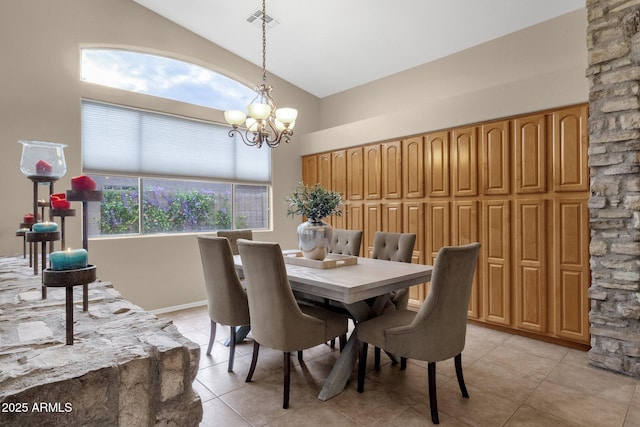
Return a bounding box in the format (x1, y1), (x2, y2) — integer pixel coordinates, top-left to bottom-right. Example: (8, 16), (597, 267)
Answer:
(286, 182), (342, 223)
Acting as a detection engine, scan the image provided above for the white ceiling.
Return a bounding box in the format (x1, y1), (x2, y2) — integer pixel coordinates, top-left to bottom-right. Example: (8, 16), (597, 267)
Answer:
(133, 0), (585, 98)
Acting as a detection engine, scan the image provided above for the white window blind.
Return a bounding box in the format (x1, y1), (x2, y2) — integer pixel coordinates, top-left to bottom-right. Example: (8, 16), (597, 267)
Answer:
(81, 101), (271, 183)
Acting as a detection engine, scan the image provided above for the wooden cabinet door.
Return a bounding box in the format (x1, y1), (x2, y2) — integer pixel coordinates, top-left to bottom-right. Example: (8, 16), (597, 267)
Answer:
(364, 145), (382, 199)
(451, 126), (478, 196)
(481, 120), (510, 195)
(482, 200), (511, 326)
(426, 202), (450, 265)
(382, 202), (403, 233)
(551, 198), (590, 343)
(302, 155), (317, 186)
(553, 106), (588, 192)
(515, 200), (547, 333)
(331, 150), (346, 199)
(404, 201), (425, 305)
(346, 203), (364, 256)
(452, 201), (479, 318)
(382, 140), (402, 199)
(425, 131), (450, 197)
(347, 147), (364, 201)
(402, 136), (424, 199)
(514, 114), (546, 194)
(364, 203), (381, 257)
(317, 152), (332, 189)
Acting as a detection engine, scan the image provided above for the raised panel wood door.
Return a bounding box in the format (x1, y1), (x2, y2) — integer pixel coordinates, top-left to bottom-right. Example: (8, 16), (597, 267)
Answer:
(481, 121), (510, 195)
(452, 201), (480, 319)
(331, 150), (346, 199)
(426, 131), (450, 197)
(402, 137), (424, 199)
(318, 152), (332, 189)
(551, 198), (590, 344)
(347, 147), (364, 201)
(514, 114), (546, 194)
(553, 106), (589, 192)
(364, 203), (381, 257)
(364, 145), (382, 200)
(515, 200), (547, 333)
(426, 202), (450, 265)
(347, 203), (364, 236)
(302, 155), (317, 186)
(382, 203), (403, 233)
(481, 200), (511, 326)
(382, 140), (402, 199)
(404, 201), (425, 305)
(451, 126), (478, 197)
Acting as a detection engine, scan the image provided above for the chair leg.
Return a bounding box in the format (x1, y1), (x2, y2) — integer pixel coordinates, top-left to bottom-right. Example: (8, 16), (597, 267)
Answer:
(245, 341), (260, 382)
(298, 350), (303, 361)
(400, 357), (407, 371)
(385, 350), (399, 365)
(228, 325), (236, 372)
(206, 320), (216, 355)
(357, 341), (368, 392)
(339, 333), (346, 351)
(374, 346), (380, 370)
(428, 362), (439, 424)
(454, 353), (469, 398)
(283, 352), (291, 409)
(329, 338), (336, 348)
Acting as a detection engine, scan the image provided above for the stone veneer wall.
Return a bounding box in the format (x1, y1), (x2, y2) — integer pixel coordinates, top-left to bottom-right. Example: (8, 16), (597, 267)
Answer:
(0, 257), (202, 426)
(587, 0), (640, 377)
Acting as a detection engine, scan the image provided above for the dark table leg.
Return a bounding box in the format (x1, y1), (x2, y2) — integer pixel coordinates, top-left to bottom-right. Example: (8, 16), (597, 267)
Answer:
(66, 286), (74, 345)
(41, 241), (47, 299)
(33, 238), (38, 276)
(83, 284), (88, 311)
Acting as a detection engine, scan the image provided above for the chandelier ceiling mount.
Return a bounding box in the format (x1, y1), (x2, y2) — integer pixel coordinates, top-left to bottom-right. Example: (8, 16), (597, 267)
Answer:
(224, 0), (298, 149)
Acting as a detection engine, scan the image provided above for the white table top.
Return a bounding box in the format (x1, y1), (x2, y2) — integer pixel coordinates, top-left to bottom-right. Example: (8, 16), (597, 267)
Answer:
(233, 254), (433, 304)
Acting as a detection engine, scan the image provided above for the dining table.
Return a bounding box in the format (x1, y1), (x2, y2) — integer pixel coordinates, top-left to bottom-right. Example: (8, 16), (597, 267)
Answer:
(233, 252), (433, 401)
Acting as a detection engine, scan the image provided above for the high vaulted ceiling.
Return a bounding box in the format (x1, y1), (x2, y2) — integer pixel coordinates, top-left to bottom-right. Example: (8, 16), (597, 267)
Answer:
(133, 0), (584, 98)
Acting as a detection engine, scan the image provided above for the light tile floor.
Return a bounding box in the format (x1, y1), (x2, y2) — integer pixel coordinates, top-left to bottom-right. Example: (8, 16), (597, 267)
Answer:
(159, 306), (640, 427)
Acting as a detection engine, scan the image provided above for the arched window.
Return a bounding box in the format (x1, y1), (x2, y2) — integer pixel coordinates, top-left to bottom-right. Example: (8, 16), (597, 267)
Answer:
(81, 48), (255, 111)
(80, 49), (270, 237)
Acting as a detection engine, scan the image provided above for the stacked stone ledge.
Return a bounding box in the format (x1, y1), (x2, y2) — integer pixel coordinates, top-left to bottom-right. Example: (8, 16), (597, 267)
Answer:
(0, 257), (203, 426)
(587, 0), (640, 377)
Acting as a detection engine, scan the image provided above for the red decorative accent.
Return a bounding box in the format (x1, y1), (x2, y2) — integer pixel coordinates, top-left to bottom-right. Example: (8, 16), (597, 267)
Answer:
(50, 193), (71, 210)
(71, 175), (96, 191)
(36, 160), (53, 175)
(23, 213), (35, 224)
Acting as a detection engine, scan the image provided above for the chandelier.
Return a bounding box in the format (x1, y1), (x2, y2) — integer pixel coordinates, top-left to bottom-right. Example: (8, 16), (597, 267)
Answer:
(224, 0), (298, 148)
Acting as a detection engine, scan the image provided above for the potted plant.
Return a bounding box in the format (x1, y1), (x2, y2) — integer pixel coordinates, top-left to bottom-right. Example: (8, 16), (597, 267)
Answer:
(286, 182), (342, 260)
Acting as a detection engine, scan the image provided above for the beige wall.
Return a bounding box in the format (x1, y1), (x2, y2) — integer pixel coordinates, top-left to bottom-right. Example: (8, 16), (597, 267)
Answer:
(0, 0), (317, 311)
(0, 2), (588, 311)
(301, 9), (588, 154)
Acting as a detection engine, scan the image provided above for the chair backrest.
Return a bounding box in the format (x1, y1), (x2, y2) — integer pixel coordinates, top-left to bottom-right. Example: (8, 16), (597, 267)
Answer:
(371, 232), (416, 263)
(216, 229), (253, 255)
(197, 236), (250, 327)
(387, 243), (481, 362)
(237, 239), (326, 352)
(329, 229), (363, 256)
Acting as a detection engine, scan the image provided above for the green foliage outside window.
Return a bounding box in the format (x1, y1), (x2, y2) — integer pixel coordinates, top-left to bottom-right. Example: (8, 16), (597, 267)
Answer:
(99, 185), (248, 235)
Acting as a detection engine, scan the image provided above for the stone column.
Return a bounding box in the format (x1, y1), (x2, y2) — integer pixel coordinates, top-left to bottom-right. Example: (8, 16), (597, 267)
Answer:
(587, 0), (640, 377)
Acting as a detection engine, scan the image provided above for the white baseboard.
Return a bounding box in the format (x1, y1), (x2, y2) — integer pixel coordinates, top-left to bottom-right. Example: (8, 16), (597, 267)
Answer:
(150, 300), (207, 315)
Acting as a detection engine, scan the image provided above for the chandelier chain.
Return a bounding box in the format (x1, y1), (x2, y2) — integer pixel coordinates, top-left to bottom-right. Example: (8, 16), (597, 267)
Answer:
(261, 0), (267, 85)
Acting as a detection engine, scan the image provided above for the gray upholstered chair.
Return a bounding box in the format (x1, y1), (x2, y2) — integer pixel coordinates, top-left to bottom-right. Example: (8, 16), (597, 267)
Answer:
(237, 239), (349, 409)
(329, 228), (363, 256)
(370, 231), (416, 366)
(197, 236), (250, 372)
(356, 242), (481, 424)
(217, 229), (253, 256)
(216, 229), (253, 344)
